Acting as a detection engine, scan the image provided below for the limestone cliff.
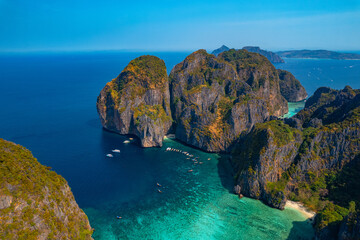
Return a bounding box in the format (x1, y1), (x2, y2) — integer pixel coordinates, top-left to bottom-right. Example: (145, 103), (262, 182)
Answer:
(0, 139), (93, 240)
(231, 86), (360, 237)
(337, 212), (360, 240)
(97, 55), (172, 147)
(232, 120), (303, 209)
(277, 69), (307, 102)
(218, 49), (288, 116)
(96, 49), (309, 153)
(169, 49), (288, 152)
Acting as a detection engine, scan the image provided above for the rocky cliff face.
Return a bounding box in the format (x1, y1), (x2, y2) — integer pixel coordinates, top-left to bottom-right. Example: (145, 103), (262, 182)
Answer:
(232, 86), (360, 211)
(169, 49), (288, 152)
(277, 69), (307, 102)
(96, 49), (310, 153)
(218, 49), (288, 116)
(337, 212), (360, 240)
(232, 120), (302, 209)
(97, 55), (172, 147)
(0, 139), (93, 240)
(242, 46), (285, 63)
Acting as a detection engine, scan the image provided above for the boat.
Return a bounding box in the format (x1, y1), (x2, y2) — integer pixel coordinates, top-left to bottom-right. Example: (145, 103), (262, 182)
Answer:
(188, 169), (193, 172)
(157, 183), (162, 187)
(106, 154), (113, 157)
(129, 138), (133, 140)
(157, 189), (162, 193)
(116, 216), (122, 219)
(123, 140), (130, 144)
(112, 149), (120, 153)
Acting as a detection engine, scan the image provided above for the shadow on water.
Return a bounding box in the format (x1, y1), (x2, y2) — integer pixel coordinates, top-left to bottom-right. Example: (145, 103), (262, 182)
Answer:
(163, 135), (236, 194)
(287, 220), (315, 240)
(217, 153), (236, 193)
(168, 135), (236, 193)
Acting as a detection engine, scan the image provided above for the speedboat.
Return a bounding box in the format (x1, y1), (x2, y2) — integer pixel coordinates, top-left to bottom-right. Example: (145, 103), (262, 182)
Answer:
(123, 140), (130, 144)
(112, 149), (120, 153)
(106, 154), (113, 157)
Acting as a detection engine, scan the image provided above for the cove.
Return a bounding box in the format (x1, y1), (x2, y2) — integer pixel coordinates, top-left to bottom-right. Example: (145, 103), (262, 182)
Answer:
(84, 133), (314, 239)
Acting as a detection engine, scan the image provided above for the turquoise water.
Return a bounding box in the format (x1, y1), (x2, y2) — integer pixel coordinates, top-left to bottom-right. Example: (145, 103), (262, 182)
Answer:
(85, 138), (313, 240)
(1, 52), (358, 239)
(282, 101), (306, 118)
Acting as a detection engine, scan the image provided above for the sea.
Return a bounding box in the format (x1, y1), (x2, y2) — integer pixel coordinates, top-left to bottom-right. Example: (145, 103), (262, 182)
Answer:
(0, 51), (359, 239)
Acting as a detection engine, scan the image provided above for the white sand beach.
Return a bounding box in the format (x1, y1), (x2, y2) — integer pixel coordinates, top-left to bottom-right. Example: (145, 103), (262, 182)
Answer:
(285, 200), (316, 219)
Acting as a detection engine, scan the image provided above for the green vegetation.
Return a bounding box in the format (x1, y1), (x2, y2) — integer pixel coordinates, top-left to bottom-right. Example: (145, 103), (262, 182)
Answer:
(0, 139), (92, 239)
(133, 104), (171, 124)
(117, 55), (167, 92)
(267, 177), (289, 196)
(255, 120), (300, 147)
(279, 128), (359, 231)
(232, 120), (299, 178)
(315, 202), (350, 231)
(219, 49), (274, 89)
(276, 126), (359, 230)
(218, 97), (235, 122)
(103, 55), (168, 108)
(231, 127), (268, 174)
(327, 156), (360, 210)
(219, 49), (270, 69)
(186, 84), (209, 95)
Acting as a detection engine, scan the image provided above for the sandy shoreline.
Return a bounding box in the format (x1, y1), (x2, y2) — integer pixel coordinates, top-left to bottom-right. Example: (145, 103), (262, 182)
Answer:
(285, 200), (316, 219)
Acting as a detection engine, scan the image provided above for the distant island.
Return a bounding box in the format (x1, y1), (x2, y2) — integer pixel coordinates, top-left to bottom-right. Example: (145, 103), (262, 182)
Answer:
(242, 46), (284, 63)
(211, 45), (284, 63)
(277, 50), (360, 60)
(211, 45), (230, 56)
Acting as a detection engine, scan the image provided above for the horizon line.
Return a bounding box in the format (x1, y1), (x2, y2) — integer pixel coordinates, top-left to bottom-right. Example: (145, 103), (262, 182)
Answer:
(0, 47), (360, 55)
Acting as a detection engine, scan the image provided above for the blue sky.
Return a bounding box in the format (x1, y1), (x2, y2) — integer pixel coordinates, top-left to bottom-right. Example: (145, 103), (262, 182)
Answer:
(0, 0), (359, 52)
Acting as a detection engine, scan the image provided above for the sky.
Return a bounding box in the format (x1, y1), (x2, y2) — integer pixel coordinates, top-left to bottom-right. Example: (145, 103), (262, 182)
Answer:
(0, 0), (359, 52)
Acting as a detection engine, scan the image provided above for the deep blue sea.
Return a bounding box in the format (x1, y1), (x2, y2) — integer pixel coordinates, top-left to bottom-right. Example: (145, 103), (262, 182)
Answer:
(0, 51), (359, 239)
